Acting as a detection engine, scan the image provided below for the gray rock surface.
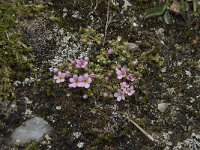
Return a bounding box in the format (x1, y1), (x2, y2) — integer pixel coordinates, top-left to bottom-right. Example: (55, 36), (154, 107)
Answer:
(11, 117), (53, 144)
(124, 42), (139, 51)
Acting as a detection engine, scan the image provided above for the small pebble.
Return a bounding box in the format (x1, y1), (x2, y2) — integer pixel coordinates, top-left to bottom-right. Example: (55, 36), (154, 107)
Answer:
(158, 103), (170, 112)
(56, 106), (61, 110)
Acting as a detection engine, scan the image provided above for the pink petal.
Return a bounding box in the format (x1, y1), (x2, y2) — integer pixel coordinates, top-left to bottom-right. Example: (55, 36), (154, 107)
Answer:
(61, 73), (65, 78)
(87, 78), (92, 83)
(84, 83), (90, 88)
(127, 92), (132, 96)
(77, 82), (84, 87)
(60, 79), (65, 82)
(54, 75), (58, 80)
(117, 70), (121, 75)
(114, 92), (119, 97)
(57, 72), (62, 76)
(76, 65), (80, 68)
(56, 80), (61, 83)
(83, 74), (89, 78)
(69, 83), (77, 88)
(78, 76), (84, 82)
(121, 67), (126, 72)
(69, 78), (74, 83)
(117, 75), (123, 79)
(65, 71), (71, 77)
(117, 96), (121, 101)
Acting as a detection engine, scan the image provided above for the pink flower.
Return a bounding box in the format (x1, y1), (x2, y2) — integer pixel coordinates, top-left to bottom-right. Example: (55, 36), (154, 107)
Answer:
(114, 89), (125, 101)
(120, 82), (129, 91)
(77, 74), (92, 88)
(75, 59), (88, 69)
(65, 71), (71, 78)
(54, 72), (65, 83)
(69, 74), (79, 88)
(77, 75), (84, 87)
(126, 74), (135, 82)
(126, 86), (135, 96)
(83, 74), (92, 88)
(116, 67), (126, 79)
(107, 48), (113, 54)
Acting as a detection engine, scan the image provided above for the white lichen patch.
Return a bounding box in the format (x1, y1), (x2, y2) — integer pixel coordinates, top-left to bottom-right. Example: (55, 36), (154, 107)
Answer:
(13, 81), (22, 87)
(24, 109), (33, 116)
(22, 77), (36, 86)
(73, 132), (81, 139)
(173, 133), (200, 150)
(167, 87), (176, 95)
(185, 70), (192, 77)
(24, 97), (32, 104)
(155, 28), (165, 40)
(77, 141), (84, 148)
(163, 131), (173, 150)
(161, 131), (200, 150)
(49, 27), (89, 70)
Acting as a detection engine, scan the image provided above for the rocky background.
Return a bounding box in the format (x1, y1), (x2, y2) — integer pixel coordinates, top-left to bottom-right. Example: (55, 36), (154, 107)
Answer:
(0, 0), (200, 149)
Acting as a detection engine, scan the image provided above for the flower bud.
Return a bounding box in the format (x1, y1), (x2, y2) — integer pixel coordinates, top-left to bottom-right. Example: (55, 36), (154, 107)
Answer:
(117, 36), (122, 42)
(103, 92), (108, 97)
(89, 73), (95, 79)
(132, 60), (139, 66)
(104, 76), (109, 81)
(83, 94), (88, 99)
(107, 49), (113, 54)
(53, 68), (59, 74)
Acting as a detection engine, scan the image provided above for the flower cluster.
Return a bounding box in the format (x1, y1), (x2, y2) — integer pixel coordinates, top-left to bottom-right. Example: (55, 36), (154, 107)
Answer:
(53, 58), (93, 89)
(69, 74), (92, 88)
(52, 36), (139, 102)
(75, 58), (88, 69)
(116, 67), (135, 82)
(114, 67), (135, 101)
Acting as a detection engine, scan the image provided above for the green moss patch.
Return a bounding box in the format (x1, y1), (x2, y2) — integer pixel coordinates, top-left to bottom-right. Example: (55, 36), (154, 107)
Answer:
(0, 0), (34, 100)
